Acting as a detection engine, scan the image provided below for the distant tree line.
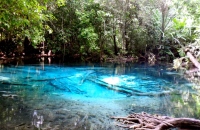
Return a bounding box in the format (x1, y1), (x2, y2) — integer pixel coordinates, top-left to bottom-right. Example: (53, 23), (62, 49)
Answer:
(0, 0), (199, 62)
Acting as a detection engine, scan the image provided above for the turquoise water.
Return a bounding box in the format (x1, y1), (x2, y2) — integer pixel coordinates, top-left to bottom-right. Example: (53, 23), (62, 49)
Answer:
(0, 63), (199, 130)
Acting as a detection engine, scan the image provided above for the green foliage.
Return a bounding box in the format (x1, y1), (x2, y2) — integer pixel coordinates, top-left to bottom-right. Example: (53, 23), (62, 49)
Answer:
(172, 18), (186, 30)
(1, 0), (200, 62)
(178, 48), (185, 57)
(170, 90), (200, 118)
(76, 4), (102, 55)
(56, 0), (66, 7)
(1, 0), (45, 45)
(134, 0), (200, 61)
(0, 0), (65, 46)
(45, 0), (107, 60)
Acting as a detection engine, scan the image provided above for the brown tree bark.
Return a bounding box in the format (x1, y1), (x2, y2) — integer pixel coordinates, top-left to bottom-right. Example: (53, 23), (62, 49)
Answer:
(111, 112), (200, 130)
(187, 52), (200, 70)
(155, 118), (200, 130)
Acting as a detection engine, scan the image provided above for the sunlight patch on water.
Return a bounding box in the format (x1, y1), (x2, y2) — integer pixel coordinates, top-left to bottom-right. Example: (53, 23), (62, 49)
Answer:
(0, 76), (10, 81)
(102, 77), (120, 85)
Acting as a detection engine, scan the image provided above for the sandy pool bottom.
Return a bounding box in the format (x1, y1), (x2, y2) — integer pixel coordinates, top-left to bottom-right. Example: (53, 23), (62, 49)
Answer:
(0, 90), (164, 130)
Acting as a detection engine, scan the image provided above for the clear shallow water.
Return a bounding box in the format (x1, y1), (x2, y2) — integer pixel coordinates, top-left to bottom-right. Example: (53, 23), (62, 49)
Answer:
(0, 63), (199, 130)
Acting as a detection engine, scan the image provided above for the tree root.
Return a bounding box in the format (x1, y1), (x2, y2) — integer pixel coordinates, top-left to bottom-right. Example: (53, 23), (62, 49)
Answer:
(111, 112), (200, 130)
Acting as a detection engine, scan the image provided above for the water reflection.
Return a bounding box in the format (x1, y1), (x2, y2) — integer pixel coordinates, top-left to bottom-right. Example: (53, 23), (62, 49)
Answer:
(32, 110), (44, 129)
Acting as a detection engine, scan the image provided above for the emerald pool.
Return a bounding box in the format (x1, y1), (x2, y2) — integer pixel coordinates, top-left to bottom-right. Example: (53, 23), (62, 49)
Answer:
(0, 63), (199, 130)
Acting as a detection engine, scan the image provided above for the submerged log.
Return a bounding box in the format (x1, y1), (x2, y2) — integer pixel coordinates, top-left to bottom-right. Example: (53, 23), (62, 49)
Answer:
(1, 81), (30, 86)
(87, 78), (178, 97)
(128, 90), (178, 97)
(31, 76), (71, 81)
(87, 78), (137, 95)
(111, 112), (200, 130)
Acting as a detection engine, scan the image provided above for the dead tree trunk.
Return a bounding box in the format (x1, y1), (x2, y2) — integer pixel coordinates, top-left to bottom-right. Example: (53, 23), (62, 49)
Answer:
(187, 52), (200, 70)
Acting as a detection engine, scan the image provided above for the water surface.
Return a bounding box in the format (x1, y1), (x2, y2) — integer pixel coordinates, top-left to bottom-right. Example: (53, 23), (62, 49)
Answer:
(0, 63), (199, 130)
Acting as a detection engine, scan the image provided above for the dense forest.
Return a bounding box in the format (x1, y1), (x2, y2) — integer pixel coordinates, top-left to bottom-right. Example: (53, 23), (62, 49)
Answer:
(1, 1), (200, 129)
(0, 0), (200, 63)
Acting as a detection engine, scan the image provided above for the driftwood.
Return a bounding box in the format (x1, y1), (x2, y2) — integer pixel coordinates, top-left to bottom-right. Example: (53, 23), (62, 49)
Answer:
(186, 68), (199, 74)
(173, 43), (200, 84)
(111, 112), (200, 130)
(185, 51), (200, 84)
(187, 52), (200, 70)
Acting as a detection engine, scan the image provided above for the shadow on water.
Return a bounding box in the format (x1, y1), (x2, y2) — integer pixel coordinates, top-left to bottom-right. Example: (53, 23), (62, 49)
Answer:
(0, 59), (200, 129)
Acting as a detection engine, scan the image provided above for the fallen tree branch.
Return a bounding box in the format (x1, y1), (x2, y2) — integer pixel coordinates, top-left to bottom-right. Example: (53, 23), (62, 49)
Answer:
(186, 68), (199, 74)
(111, 112), (200, 130)
(187, 52), (200, 70)
(155, 118), (200, 130)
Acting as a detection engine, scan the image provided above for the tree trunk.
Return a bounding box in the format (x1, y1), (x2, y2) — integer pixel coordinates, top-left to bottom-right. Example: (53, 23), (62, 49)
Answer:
(111, 112), (200, 130)
(187, 52), (200, 70)
(155, 118), (200, 130)
(113, 19), (118, 55)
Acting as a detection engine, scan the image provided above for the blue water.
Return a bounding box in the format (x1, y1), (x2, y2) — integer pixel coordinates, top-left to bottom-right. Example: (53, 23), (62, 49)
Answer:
(0, 63), (199, 129)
